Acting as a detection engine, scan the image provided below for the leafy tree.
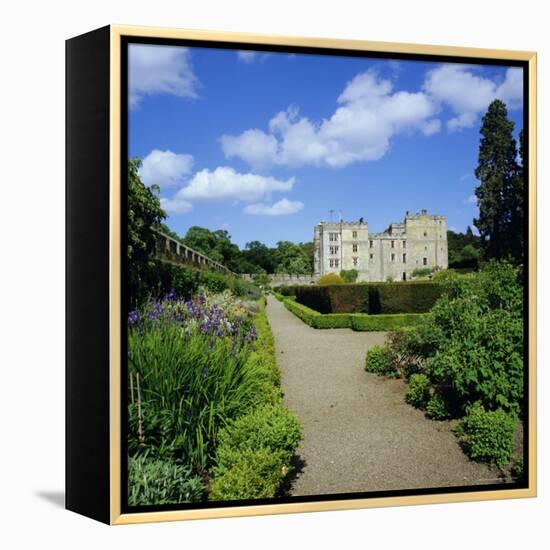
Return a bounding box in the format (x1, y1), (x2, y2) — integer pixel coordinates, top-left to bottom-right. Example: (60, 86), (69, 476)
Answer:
(274, 241), (312, 274)
(447, 227), (482, 269)
(252, 272), (271, 288)
(241, 241), (277, 273)
(474, 100), (523, 262)
(340, 269), (359, 283)
(127, 158), (166, 304)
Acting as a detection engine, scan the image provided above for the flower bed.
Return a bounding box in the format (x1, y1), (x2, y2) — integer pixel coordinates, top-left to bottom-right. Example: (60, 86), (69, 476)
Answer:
(127, 288), (301, 505)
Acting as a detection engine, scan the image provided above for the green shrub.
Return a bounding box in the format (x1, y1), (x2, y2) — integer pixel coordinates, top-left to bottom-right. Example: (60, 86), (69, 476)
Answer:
(368, 282), (442, 314)
(340, 269), (359, 283)
(386, 275), (395, 283)
(412, 267), (434, 279)
(242, 308), (283, 410)
(199, 271), (230, 293)
(209, 448), (288, 501)
(385, 327), (438, 378)
(428, 303), (523, 415)
(350, 313), (425, 331)
(458, 403), (517, 468)
(128, 456), (204, 506)
(384, 261), (524, 416)
(230, 277), (262, 300)
(426, 395), (450, 420)
(214, 403), (301, 475)
(277, 285), (300, 297)
(294, 282), (441, 315)
(405, 374), (432, 408)
(319, 272), (344, 285)
(365, 345), (396, 376)
(210, 402), (301, 502)
(294, 286), (332, 313)
(511, 457), (524, 481)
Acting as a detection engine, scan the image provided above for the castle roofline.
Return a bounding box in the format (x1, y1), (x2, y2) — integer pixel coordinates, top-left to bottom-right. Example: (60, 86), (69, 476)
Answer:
(404, 209), (446, 220)
(317, 220), (368, 227)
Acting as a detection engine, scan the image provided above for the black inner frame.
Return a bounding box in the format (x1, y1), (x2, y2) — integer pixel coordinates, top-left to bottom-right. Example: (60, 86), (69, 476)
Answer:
(120, 35), (530, 515)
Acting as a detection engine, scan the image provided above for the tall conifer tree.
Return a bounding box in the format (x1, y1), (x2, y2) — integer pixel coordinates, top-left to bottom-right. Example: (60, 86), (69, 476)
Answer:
(474, 99), (522, 261)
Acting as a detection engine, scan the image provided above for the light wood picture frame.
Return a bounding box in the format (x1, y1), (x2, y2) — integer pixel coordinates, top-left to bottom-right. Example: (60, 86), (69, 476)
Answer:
(66, 25), (537, 525)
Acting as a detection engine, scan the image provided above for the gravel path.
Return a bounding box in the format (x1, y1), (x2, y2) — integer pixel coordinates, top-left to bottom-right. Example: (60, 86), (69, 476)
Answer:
(266, 295), (502, 496)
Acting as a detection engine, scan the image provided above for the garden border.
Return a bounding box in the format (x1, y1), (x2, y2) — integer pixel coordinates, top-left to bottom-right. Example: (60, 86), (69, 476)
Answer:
(273, 293), (426, 331)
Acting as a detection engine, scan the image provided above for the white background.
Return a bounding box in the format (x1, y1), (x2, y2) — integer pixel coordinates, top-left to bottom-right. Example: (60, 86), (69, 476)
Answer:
(1, 0), (547, 547)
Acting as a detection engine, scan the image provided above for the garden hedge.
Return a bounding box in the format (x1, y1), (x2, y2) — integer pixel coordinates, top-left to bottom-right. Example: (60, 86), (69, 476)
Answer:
(209, 301), (301, 500)
(274, 293), (425, 331)
(294, 281), (442, 314)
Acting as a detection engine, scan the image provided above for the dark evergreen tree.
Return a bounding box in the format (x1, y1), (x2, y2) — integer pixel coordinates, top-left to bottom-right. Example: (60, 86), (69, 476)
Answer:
(474, 100), (523, 262)
(511, 128), (525, 259)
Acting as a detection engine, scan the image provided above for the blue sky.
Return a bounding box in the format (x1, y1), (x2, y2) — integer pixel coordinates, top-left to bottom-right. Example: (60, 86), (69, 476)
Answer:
(128, 44), (524, 248)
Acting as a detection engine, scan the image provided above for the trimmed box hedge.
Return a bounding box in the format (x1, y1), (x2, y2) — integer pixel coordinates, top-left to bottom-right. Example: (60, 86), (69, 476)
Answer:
(274, 293), (425, 331)
(272, 285), (304, 297)
(294, 281), (442, 315)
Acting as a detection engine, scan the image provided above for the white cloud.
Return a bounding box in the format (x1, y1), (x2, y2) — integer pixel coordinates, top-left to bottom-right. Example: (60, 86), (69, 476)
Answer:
(160, 197), (193, 214)
(221, 70), (440, 169)
(237, 51), (257, 63)
(139, 150), (194, 187)
(244, 198), (304, 216)
(221, 129), (278, 170)
(496, 67), (524, 108)
(466, 194), (477, 205)
(424, 64), (523, 131)
(174, 166), (295, 202)
(236, 50), (270, 63)
(129, 44), (199, 108)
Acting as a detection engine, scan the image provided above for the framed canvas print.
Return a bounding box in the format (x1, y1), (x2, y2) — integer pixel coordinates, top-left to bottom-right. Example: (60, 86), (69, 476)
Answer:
(66, 25), (537, 525)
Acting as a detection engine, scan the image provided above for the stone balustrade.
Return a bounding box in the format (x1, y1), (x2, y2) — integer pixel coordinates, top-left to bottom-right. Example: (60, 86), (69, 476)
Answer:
(154, 230), (236, 276)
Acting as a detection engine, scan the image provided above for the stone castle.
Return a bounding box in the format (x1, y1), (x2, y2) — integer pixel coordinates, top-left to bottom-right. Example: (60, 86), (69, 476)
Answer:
(314, 210), (448, 282)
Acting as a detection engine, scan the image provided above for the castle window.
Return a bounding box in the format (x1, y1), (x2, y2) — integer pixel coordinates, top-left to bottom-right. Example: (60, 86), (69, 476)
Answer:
(403, 253), (407, 263)
(329, 259), (334, 268)
(369, 240), (374, 248)
(403, 240), (406, 248)
(391, 253), (396, 262)
(369, 253), (374, 260)
(329, 232), (338, 242)
(391, 240), (395, 248)
(423, 231), (427, 237)
(329, 246), (339, 255)
(423, 257), (428, 266)
(353, 257), (358, 266)
(334, 259), (339, 268)
(352, 231), (357, 239)
(352, 244), (358, 253)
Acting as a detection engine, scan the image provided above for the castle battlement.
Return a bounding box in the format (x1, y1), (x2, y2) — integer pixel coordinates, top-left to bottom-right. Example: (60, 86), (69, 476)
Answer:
(314, 210), (448, 282)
